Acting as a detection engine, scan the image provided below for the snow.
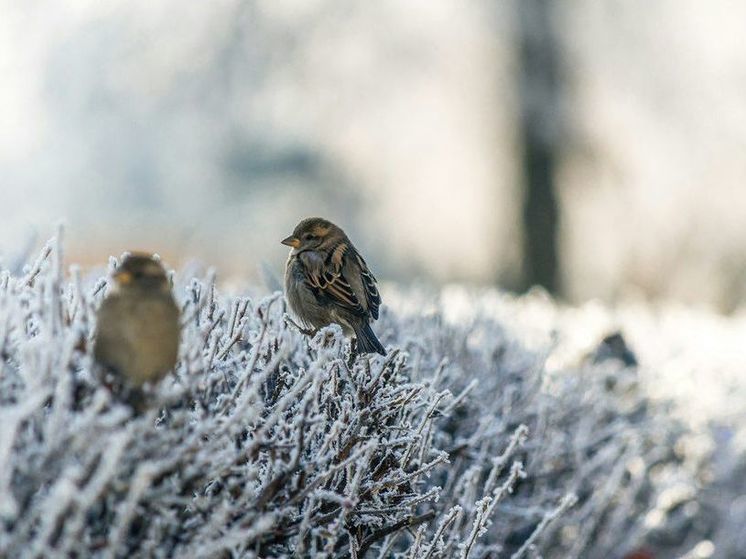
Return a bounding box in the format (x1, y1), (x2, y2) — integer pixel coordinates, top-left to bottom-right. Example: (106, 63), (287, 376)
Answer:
(0, 240), (739, 557)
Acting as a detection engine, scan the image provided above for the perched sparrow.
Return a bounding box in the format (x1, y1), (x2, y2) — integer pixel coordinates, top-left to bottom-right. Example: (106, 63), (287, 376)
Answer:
(282, 217), (386, 355)
(94, 254), (180, 391)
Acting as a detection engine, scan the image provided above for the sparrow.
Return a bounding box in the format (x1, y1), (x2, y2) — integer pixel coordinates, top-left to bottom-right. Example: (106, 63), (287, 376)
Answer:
(94, 253), (181, 392)
(282, 217), (386, 355)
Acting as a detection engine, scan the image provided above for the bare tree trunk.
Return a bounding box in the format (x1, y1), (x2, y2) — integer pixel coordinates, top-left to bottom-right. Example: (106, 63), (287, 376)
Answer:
(516, 0), (562, 295)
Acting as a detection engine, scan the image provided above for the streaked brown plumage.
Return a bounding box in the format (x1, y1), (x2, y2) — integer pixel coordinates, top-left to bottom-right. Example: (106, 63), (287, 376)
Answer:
(282, 217), (386, 355)
(94, 254), (180, 389)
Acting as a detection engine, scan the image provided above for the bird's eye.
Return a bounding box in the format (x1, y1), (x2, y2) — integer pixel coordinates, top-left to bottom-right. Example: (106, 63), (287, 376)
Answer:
(303, 233), (316, 241)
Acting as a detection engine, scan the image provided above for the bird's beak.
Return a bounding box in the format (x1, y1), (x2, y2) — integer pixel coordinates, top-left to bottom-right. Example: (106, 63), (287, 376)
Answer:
(113, 270), (133, 285)
(281, 236), (301, 248)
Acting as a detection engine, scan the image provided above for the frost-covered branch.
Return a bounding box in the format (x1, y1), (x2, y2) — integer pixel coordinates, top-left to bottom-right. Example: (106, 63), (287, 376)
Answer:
(0, 240), (708, 558)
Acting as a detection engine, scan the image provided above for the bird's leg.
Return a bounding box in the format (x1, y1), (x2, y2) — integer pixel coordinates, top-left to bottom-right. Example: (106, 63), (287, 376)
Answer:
(283, 314), (317, 337)
(123, 386), (150, 415)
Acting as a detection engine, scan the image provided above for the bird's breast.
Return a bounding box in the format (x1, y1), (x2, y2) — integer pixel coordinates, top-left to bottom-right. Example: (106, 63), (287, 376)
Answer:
(284, 255), (333, 329)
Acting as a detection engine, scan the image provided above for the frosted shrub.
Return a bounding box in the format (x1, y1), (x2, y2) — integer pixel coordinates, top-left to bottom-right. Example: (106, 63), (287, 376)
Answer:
(0, 240), (704, 557)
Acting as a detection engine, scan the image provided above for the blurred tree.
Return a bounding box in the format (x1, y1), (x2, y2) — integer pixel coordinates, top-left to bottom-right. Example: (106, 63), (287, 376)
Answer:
(515, 0), (562, 295)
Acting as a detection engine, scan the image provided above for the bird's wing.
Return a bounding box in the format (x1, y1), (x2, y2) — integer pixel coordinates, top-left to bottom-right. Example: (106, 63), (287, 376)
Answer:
(354, 252), (381, 320)
(94, 296), (134, 375)
(302, 243), (367, 317)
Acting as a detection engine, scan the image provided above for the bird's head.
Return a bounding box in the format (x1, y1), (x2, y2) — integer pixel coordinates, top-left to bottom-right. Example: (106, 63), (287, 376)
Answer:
(112, 253), (170, 292)
(282, 217), (343, 252)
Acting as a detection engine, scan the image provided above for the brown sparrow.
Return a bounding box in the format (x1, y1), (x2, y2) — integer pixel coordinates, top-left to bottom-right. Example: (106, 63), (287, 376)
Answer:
(94, 254), (181, 391)
(282, 218), (386, 355)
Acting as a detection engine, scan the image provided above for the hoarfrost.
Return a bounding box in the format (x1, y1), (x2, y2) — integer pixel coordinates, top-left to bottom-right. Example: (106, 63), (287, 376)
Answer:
(0, 241), (723, 557)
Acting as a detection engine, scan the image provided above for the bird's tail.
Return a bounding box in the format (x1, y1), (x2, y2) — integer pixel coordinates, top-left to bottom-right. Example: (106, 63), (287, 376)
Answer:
(354, 322), (386, 356)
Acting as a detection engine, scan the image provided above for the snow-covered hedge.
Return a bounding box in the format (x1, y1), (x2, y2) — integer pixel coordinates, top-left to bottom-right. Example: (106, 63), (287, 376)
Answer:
(0, 239), (708, 557)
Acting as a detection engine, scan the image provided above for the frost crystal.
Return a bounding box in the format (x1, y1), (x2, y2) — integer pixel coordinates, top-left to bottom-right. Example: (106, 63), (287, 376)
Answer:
(0, 242), (714, 557)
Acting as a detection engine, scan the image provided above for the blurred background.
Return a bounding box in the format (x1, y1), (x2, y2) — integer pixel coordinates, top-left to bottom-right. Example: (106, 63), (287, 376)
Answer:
(2, 0), (746, 310)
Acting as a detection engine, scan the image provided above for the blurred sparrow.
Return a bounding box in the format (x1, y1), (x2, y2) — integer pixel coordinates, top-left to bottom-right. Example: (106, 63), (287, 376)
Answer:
(94, 254), (180, 392)
(282, 217), (386, 355)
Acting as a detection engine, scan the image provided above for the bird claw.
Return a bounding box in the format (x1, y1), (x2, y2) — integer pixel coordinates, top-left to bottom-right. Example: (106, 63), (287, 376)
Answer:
(283, 314), (317, 337)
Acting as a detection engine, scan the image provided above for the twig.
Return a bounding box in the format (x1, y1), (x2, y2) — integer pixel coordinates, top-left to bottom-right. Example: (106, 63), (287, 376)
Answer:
(356, 511), (436, 558)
